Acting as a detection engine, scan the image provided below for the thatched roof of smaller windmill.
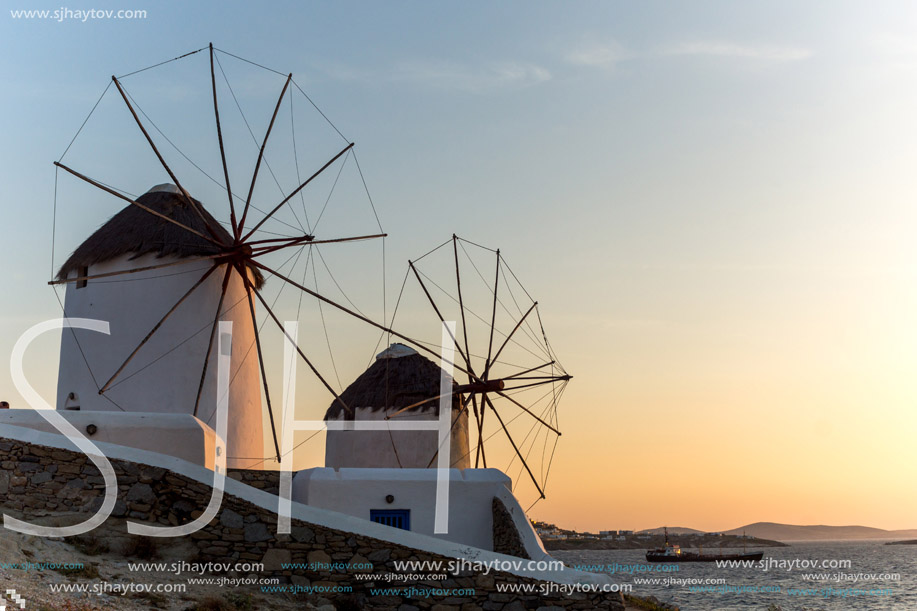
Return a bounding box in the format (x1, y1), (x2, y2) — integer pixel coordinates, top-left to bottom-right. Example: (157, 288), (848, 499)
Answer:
(325, 343), (460, 420)
(56, 184), (264, 288)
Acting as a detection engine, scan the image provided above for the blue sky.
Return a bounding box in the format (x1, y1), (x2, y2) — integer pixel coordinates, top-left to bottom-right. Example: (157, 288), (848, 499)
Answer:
(2, 1), (917, 529)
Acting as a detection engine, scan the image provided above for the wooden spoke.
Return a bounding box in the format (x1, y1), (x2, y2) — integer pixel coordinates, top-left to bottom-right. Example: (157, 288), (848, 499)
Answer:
(249, 233), (387, 257)
(304, 233), (387, 245)
(474, 394), (486, 468)
(238, 264), (282, 462)
(241, 142), (354, 242)
(247, 275), (353, 419)
(99, 264), (218, 393)
(49, 254), (221, 285)
(247, 234), (315, 248)
(500, 378), (572, 393)
(501, 375), (572, 382)
(484, 250), (500, 379)
(193, 264), (232, 417)
(248, 259), (477, 380)
(488, 301), (538, 369)
(501, 361), (556, 380)
(409, 261), (474, 374)
(484, 395), (545, 498)
(494, 389), (561, 436)
(53, 162), (222, 246)
(112, 76), (224, 243)
(248, 235), (314, 256)
(453, 235), (475, 377)
(209, 43), (237, 235)
(456, 235), (488, 468)
(237, 73), (293, 237)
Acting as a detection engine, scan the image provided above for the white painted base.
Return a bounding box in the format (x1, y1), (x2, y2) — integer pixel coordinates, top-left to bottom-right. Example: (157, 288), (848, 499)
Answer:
(0, 410), (216, 468)
(292, 467), (543, 556)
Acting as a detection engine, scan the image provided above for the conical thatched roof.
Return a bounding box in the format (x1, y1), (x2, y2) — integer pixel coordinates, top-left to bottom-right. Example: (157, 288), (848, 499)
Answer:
(56, 184), (264, 288)
(325, 344), (461, 420)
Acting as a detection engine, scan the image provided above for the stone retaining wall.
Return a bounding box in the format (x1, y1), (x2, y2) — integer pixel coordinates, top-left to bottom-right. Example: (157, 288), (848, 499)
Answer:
(0, 437), (624, 610)
(227, 467), (280, 496)
(492, 497), (530, 560)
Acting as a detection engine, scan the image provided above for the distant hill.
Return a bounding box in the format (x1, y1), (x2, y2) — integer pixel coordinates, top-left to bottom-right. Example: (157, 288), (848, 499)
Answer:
(639, 527), (706, 535)
(725, 522), (917, 541)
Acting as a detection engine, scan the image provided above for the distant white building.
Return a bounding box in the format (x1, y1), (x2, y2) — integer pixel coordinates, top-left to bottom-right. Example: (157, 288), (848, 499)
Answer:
(534, 526), (567, 540)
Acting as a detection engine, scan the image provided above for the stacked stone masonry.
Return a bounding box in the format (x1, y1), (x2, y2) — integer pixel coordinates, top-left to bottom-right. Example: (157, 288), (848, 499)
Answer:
(491, 497), (531, 560)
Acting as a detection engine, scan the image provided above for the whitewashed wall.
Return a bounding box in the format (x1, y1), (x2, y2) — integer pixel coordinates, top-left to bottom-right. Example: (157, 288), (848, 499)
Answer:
(324, 407), (471, 469)
(56, 253), (264, 468)
(0, 410), (216, 468)
(292, 467), (509, 551)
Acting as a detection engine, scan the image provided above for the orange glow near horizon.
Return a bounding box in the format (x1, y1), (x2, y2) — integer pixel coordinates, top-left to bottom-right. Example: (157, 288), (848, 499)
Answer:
(524, 253), (917, 533)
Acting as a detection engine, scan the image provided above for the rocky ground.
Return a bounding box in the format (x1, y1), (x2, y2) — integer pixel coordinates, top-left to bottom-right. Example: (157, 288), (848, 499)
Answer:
(0, 512), (666, 610)
(1, 505), (675, 611)
(0, 511), (328, 611)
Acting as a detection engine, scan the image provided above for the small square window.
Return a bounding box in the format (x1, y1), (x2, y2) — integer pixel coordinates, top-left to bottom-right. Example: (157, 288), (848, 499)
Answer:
(370, 509), (410, 531)
(76, 265), (89, 289)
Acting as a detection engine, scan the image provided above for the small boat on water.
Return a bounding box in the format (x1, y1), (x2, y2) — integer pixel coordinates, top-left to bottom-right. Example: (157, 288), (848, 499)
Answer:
(645, 528), (764, 563)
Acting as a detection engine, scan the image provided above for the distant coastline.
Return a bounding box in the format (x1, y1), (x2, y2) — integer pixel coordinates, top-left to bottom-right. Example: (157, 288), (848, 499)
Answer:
(544, 533), (787, 551)
(726, 522), (917, 542)
(534, 521), (917, 546)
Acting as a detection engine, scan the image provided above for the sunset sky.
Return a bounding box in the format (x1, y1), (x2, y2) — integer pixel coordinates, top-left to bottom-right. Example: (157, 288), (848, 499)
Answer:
(1, 1), (916, 532)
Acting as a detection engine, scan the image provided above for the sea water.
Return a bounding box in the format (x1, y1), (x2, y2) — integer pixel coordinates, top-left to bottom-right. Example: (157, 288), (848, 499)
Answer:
(553, 541), (916, 610)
